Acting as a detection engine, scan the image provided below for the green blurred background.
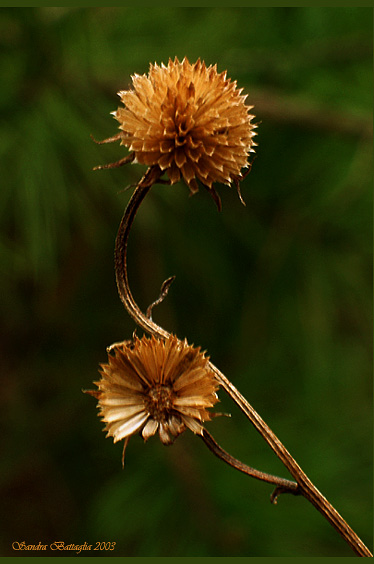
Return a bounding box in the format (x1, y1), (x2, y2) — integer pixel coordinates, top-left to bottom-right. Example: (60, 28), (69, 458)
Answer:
(0, 7), (372, 558)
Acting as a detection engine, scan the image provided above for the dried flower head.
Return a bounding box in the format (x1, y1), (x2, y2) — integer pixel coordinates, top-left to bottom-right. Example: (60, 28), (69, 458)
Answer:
(85, 335), (219, 461)
(102, 57), (257, 207)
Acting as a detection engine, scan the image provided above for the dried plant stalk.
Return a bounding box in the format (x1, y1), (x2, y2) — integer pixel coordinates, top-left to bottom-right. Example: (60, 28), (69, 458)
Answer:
(90, 57), (371, 557)
(110, 170), (372, 557)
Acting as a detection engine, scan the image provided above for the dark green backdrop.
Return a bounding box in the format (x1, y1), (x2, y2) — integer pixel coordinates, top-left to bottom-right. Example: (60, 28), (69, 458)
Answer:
(0, 7), (372, 557)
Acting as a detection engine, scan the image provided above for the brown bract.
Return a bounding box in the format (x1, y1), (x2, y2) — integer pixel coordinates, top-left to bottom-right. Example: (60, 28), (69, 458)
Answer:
(113, 57), (257, 199)
(85, 335), (219, 457)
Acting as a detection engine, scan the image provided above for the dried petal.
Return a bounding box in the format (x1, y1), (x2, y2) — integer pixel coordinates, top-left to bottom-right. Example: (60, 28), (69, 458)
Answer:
(85, 335), (220, 459)
(112, 57), (257, 200)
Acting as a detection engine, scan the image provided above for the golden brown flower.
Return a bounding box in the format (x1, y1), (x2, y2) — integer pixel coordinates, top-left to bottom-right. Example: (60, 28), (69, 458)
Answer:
(111, 57), (257, 204)
(85, 335), (219, 460)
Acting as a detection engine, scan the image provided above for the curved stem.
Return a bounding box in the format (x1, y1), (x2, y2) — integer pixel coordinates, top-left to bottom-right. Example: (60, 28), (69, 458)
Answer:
(200, 428), (300, 500)
(113, 171), (372, 558)
(205, 365), (373, 557)
(114, 165), (170, 341)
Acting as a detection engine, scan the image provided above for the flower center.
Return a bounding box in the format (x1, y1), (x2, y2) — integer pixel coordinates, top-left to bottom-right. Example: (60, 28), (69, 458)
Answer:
(175, 135), (186, 146)
(145, 385), (174, 422)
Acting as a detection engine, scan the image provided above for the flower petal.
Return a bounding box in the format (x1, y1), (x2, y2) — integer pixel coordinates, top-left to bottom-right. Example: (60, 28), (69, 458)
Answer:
(100, 403), (145, 423)
(167, 415), (185, 437)
(112, 57), (256, 194)
(159, 422), (173, 445)
(180, 415), (204, 435)
(111, 412), (149, 442)
(142, 418), (159, 441)
(99, 395), (144, 407)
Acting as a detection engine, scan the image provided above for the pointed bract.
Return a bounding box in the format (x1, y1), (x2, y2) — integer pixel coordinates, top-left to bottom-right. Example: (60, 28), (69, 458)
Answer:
(113, 57), (257, 199)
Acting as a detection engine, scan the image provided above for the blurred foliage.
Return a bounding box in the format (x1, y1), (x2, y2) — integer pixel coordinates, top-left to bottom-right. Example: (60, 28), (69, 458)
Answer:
(0, 6), (372, 558)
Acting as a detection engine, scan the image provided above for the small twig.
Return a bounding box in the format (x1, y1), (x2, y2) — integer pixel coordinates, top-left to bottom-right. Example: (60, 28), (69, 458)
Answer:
(271, 485), (297, 505)
(109, 168), (372, 558)
(200, 428), (300, 501)
(146, 276), (176, 320)
(90, 132), (122, 145)
(93, 152), (135, 171)
(208, 362), (373, 557)
(113, 165), (170, 340)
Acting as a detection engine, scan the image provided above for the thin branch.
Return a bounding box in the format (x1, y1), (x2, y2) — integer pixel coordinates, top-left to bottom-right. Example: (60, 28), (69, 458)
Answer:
(146, 276), (176, 320)
(206, 364), (373, 557)
(200, 428), (300, 500)
(93, 152), (135, 171)
(114, 165), (170, 340)
(111, 170), (372, 558)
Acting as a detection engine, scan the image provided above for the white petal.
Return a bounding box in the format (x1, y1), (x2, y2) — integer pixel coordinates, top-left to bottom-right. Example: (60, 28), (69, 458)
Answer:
(174, 405), (204, 418)
(142, 419), (159, 441)
(174, 396), (212, 407)
(102, 404), (145, 423)
(167, 415), (185, 437)
(181, 415), (204, 435)
(159, 423), (173, 445)
(112, 412), (149, 442)
(100, 395), (144, 407)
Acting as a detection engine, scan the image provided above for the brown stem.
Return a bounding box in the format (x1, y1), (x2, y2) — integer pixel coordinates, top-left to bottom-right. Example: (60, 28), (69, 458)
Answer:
(112, 170), (372, 558)
(114, 165), (170, 340)
(206, 365), (373, 557)
(200, 428), (300, 500)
